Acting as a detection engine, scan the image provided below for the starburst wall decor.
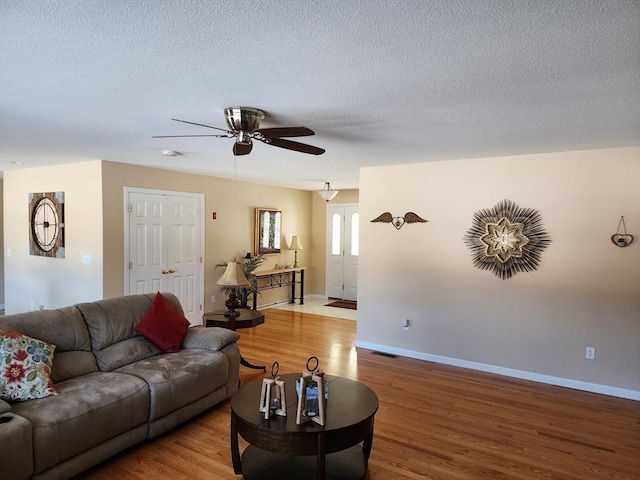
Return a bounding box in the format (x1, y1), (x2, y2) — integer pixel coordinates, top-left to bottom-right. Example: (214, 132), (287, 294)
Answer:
(463, 199), (551, 280)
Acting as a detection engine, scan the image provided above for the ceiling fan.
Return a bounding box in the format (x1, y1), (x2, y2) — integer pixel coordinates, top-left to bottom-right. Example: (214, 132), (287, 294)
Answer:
(153, 107), (325, 156)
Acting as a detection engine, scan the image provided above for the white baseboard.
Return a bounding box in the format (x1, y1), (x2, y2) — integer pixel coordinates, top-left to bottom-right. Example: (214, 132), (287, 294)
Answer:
(257, 294), (328, 310)
(355, 341), (640, 401)
(257, 300), (287, 309)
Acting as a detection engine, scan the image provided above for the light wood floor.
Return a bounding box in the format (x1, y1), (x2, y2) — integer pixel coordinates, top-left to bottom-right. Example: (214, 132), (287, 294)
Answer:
(82, 308), (640, 479)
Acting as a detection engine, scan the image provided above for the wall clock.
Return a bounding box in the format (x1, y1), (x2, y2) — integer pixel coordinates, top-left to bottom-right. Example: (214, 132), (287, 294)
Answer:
(463, 199), (550, 280)
(29, 192), (65, 258)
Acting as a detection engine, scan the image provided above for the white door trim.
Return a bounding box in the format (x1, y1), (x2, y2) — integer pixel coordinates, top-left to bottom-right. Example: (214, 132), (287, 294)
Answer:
(325, 202), (359, 300)
(123, 187), (205, 319)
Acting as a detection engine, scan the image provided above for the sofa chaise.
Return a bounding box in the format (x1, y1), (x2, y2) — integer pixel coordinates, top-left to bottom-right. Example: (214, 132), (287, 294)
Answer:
(0, 292), (240, 480)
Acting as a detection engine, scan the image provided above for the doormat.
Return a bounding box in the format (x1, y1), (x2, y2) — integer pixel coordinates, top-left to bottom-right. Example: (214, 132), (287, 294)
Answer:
(325, 300), (357, 310)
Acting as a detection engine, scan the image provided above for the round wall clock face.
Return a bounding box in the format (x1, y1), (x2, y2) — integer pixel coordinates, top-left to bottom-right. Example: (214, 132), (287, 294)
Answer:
(29, 192), (65, 258)
(32, 197), (60, 251)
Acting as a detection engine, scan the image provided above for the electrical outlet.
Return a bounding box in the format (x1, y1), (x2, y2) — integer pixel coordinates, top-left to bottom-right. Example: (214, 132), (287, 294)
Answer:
(211, 295), (217, 303)
(586, 347), (596, 360)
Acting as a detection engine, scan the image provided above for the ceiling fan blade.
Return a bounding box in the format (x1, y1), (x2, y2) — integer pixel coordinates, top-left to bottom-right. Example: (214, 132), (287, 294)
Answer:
(263, 137), (325, 155)
(171, 118), (233, 134)
(152, 134), (232, 138)
(256, 127), (315, 138)
(233, 142), (253, 156)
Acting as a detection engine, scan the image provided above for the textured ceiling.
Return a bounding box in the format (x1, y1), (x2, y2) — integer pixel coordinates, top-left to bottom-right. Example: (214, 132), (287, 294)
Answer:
(1, 0), (638, 190)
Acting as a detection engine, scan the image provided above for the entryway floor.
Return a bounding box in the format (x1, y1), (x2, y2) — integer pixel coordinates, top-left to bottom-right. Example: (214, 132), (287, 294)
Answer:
(265, 296), (356, 321)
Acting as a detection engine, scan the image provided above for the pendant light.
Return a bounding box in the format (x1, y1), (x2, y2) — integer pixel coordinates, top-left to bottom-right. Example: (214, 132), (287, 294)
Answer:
(316, 182), (339, 202)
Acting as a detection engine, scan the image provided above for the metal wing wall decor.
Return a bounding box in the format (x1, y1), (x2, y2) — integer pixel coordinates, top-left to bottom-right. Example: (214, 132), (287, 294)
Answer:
(463, 199), (551, 280)
(370, 212), (428, 230)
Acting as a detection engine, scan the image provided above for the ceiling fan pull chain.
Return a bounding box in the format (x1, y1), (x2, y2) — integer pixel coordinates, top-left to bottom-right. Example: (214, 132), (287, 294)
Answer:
(234, 156), (238, 197)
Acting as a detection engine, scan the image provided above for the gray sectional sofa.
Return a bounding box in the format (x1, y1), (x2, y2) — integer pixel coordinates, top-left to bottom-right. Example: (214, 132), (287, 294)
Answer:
(0, 293), (240, 480)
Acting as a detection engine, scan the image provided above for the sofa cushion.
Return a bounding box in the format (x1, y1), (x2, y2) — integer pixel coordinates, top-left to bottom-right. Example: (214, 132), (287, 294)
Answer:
(0, 329), (58, 401)
(134, 292), (190, 353)
(77, 293), (184, 371)
(10, 371), (149, 475)
(116, 349), (229, 421)
(0, 307), (98, 383)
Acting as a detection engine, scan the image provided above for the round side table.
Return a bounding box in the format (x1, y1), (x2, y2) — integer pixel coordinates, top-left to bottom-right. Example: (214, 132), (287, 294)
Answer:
(203, 309), (266, 371)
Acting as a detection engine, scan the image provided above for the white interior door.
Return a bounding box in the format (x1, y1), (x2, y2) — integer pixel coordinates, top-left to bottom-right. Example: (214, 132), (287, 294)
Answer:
(125, 188), (204, 325)
(326, 204), (359, 301)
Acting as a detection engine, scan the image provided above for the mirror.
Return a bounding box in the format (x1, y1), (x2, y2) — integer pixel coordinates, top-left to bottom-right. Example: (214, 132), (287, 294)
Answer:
(255, 208), (282, 255)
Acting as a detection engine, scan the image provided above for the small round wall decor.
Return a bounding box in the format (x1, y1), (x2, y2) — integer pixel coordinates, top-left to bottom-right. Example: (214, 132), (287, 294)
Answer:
(611, 216), (633, 247)
(463, 199), (551, 280)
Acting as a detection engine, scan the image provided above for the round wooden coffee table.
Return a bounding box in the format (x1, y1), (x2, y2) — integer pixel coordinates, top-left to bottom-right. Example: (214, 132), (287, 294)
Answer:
(230, 373), (378, 480)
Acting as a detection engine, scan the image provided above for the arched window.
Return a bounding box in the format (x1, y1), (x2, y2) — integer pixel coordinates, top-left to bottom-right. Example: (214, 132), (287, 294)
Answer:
(331, 212), (341, 255)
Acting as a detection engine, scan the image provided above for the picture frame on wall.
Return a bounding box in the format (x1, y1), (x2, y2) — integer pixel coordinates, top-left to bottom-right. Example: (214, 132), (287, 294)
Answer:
(255, 208), (281, 255)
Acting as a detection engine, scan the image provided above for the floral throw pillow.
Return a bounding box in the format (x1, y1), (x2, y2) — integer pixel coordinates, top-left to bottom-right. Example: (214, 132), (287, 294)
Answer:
(0, 329), (58, 401)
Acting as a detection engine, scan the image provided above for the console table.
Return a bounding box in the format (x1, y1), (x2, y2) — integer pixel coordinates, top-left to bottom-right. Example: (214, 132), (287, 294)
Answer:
(252, 267), (305, 310)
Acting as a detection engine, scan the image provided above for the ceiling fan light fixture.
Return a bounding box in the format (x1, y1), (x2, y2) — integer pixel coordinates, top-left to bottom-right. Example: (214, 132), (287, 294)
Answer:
(224, 107), (265, 132)
(316, 182), (339, 202)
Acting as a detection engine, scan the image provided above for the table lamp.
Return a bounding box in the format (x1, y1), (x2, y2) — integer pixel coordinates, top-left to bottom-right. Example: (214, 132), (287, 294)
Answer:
(291, 236), (303, 268)
(217, 261), (250, 317)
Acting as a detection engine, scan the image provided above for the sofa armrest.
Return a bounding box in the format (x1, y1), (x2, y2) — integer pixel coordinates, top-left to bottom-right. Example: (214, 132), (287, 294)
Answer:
(0, 400), (11, 415)
(0, 413), (33, 480)
(182, 327), (239, 352)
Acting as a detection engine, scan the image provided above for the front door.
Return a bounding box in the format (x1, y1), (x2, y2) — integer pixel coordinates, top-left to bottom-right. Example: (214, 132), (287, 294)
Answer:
(125, 188), (204, 325)
(326, 204), (359, 301)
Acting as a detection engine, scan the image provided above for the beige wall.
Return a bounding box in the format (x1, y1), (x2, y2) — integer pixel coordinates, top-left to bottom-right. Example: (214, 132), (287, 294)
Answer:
(4, 162), (104, 314)
(357, 147), (640, 397)
(101, 161), (313, 312)
(3, 160), (315, 314)
(2, 161), (355, 312)
(0, 179), (4, 306)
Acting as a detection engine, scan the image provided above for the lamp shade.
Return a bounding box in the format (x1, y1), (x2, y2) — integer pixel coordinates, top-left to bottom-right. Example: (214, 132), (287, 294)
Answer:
(290, 235), (303, 251)
(317, 190), (338, 201)
(316, 182), (339, 202)
(216, 262), (250, 287)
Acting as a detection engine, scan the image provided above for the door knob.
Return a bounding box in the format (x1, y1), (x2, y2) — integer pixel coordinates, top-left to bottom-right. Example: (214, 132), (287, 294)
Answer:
(168, 268), (176, 273)
(162, 269), (169, 274)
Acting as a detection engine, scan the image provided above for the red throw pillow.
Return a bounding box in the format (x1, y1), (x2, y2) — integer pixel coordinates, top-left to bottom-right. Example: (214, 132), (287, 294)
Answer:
(134, 293), (190, 353)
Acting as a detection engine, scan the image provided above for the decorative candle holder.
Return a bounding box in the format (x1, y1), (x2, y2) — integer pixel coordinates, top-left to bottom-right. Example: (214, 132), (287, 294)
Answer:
(259, 362), (287, 419)
(295, 356), (327, 426)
